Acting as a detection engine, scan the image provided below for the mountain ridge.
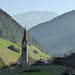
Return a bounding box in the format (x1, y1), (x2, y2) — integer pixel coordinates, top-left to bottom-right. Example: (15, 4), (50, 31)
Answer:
(28, 10), (75, 56)
(13, 11), (58, 30)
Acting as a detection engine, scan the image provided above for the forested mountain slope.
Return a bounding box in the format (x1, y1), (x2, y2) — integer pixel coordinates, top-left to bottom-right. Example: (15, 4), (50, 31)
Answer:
(0, 9), (45, 51)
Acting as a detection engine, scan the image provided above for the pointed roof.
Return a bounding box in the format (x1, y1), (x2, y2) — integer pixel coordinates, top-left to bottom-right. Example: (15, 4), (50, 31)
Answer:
(59, 53), (75, 67)
(22, 28), (28, 45)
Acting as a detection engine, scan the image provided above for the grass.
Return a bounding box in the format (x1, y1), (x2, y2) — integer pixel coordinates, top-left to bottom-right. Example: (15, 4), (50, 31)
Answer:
(0, 38), (21, 64)
(16, 68), (49, 75)
(0, 38), (50, 64)
(0, 48), (20, 64)
(0, 38), (21, 50)
(28, 45), (50, 60)
(0, 65), (67, 75)
(16, 71), (49, 75)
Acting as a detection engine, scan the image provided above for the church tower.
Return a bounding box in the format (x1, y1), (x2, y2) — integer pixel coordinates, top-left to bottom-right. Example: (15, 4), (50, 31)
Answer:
(21, 28), (28, 68)
(17, 28), (28, 68)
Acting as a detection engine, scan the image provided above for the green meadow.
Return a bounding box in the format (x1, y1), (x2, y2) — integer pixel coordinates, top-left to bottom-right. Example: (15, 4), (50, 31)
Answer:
(0, 38), (50, 64)
(0, 65), (66, 75)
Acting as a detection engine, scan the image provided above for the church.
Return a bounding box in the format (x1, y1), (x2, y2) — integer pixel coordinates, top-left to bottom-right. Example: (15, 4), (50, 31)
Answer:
(17, 28), (28, 68)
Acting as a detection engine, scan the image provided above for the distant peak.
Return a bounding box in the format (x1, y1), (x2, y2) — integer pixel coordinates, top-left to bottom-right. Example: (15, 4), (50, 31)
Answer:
(13, 11), (58, 16)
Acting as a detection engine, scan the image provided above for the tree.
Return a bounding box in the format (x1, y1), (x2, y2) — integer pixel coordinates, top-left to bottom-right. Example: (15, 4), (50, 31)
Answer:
(0, 58), (5, 69)
(62, 68), (69, 75)
(33, 50), (38, 54)
(8, 45), (20, 53)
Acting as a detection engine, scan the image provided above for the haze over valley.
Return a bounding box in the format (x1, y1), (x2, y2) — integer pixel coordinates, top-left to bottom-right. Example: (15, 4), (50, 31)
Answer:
(28, 10), (75, 56)
(13, 11), (58, 30)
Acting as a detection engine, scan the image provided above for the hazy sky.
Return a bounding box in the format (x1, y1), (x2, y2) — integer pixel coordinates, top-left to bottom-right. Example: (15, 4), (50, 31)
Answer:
(0, 0), (75, 16)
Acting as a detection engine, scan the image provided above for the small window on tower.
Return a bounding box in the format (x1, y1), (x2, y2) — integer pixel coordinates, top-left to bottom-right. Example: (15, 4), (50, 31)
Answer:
(23, 41), (26, 48)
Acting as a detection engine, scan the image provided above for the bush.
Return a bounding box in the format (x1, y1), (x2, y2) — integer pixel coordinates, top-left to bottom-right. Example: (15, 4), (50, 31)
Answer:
(8, 45), (20, 53)
(0, 58), (2, 61)
(62, 68), (69, 75)
(24, 68), (40, 72)
(33, 50), (38, 54)
(0, 58), (6, 69)
(38, 47), (44, 52)
(2, 65), (9, 69)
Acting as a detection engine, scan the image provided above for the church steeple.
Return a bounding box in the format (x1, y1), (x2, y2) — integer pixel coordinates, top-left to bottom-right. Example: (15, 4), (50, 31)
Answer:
(22, 28), (27, 45)
(17, 27), (28, 68)
(22, 28), (28, 68)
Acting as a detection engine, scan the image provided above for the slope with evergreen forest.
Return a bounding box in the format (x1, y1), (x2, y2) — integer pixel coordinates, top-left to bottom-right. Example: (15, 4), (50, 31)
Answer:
(0, 9), (50, 64)
(0, 9), (46, 53)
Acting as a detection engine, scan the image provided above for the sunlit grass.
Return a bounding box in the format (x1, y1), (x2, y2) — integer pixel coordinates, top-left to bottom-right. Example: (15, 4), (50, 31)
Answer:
(0, 38), (50, 64)
(29, 45), (50, 60)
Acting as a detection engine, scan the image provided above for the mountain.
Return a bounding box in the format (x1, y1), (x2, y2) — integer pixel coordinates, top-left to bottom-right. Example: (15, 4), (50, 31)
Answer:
(13, 11), (58, 30)
(28, 10), (75, 56)
(0, 9), (45, 51)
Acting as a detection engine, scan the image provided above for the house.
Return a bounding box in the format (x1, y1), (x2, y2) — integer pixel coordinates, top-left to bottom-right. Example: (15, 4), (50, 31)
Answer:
(35, 59), (47, 66)
(59, 53), (75, 74)
(53, 57), (64, 65)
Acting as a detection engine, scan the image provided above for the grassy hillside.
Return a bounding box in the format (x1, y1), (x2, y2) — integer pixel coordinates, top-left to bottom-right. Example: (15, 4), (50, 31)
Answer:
(29, 45), (50, 60)
(0, 38), (50, 64)
(0, 65), (67, 75)
(0, 38), (21, 64)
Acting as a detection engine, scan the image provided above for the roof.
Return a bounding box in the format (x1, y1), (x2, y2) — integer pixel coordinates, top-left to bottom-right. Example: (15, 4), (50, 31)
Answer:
(59, 53), (75, 67)
(22, 28), (28, 45)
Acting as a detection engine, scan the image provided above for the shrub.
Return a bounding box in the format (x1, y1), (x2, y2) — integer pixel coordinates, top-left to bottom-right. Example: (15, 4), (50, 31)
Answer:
(62, 68), (69, 75)
(8, 45), (20, 53)
(33, 50), (38, 54)
(24, 68), (40, 72)
(0, 58), (7, 69)
(2, 65), (9, 69)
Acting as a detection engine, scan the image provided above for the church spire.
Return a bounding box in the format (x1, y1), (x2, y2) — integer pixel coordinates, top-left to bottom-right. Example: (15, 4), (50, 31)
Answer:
(17, 27), (28, 68)
(22, 28), (27, 45)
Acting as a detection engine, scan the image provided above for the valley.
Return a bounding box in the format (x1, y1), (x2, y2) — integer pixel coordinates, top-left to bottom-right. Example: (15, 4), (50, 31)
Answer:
(28, 10), (75, 56)
(0, 6), (75, 74)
